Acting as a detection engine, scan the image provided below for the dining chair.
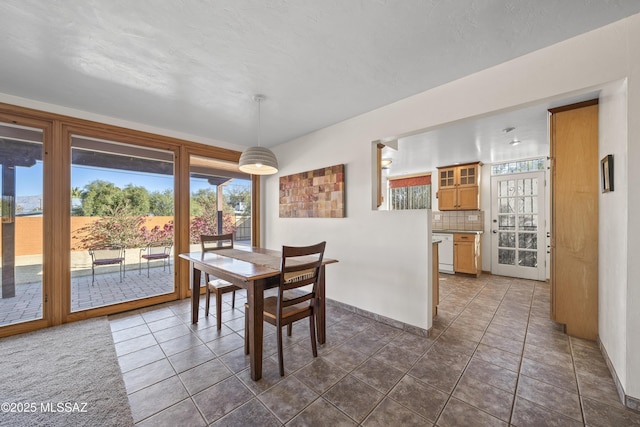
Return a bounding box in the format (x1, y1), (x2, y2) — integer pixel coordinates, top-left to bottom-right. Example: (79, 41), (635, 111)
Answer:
(88, 245), (125, 285)
(200, 234), (241, 330)
(245, 241), (326, 376)
(138, 243), (172, 277)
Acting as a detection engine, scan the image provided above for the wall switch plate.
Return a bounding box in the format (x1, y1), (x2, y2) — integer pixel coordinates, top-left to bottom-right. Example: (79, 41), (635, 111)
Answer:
(434, 214), (441, 220)
(468, 214), (479, 221)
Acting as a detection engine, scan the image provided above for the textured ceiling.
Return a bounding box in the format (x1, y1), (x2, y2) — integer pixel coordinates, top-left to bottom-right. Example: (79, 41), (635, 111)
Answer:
(0, 1), (639, 149)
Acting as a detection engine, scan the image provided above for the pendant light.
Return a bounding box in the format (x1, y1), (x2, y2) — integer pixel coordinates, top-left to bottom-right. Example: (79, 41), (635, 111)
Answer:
(238, 94), (279, 175)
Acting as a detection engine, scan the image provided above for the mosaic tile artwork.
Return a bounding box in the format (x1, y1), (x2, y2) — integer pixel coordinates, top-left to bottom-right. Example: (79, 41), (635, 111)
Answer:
(279, 164), (345, 218)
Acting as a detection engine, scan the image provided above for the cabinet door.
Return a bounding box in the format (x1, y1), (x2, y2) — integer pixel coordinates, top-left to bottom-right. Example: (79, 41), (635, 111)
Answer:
(454, 241), (476, 273)
(457, 186), (479, 210)
(457, 164), (478, 187)
(438, 188), (457, 210)
(439, 168), (456, 189)
(454, 234), (478, 274)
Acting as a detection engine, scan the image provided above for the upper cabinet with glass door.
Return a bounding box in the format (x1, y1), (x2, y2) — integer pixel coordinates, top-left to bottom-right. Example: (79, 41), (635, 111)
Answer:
(437, 162), (481, 210)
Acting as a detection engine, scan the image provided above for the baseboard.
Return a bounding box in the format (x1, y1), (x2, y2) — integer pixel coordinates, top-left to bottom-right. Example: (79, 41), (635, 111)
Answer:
(598, 338), (640, 412)
(326, 298), (431, 337)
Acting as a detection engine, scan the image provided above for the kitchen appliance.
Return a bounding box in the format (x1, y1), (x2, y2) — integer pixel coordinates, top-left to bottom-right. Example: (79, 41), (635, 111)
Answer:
(433, 232), (454, 274)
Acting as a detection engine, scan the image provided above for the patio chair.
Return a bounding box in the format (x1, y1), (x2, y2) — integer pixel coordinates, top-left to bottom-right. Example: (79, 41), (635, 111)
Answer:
(245, 241), (326, 376)
(139, 243), (172, 278)
(89, 245), (126, 285)
(201, 234), (241, 330)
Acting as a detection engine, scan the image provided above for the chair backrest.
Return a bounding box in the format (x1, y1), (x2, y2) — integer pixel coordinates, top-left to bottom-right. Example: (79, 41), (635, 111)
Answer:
(89, 245), (125, 262)
(278, 241), (326, 308)
(147, 243), (172, 256)
(201, 234), (234, 252)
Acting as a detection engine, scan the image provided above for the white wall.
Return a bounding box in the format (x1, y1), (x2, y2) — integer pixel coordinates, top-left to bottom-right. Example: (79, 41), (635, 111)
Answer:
(598, 80), (629, 390)
(264, 13), (640, 401)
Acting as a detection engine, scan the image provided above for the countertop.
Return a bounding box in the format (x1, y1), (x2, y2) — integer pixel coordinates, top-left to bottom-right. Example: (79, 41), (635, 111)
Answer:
(432, 230), (484, 235)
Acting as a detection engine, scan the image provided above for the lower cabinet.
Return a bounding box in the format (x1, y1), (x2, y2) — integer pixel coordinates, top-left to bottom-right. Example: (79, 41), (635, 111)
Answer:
(454, 233), (481, 277)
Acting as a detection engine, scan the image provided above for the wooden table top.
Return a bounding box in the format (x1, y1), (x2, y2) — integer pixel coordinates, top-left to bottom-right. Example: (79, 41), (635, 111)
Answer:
(179, 246), (338, 283)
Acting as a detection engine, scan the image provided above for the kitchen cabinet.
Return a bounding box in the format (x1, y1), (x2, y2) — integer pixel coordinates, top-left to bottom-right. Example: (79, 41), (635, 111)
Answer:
(437, 162), (481, 210)
(454, 233), (481, 276)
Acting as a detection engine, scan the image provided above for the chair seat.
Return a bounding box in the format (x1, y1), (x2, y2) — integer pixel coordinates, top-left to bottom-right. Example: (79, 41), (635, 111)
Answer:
(142, 253), (169, 260)
(93, 258), (124, 265)
(207, 279), (239, 292)
(262, 296), (312, 321)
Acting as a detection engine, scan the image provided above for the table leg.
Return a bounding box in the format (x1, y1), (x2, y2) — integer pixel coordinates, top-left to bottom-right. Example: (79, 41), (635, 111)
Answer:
(191, 265), (201, 324)
(316, 265), (326, 344)
(247, 279), (264, 380)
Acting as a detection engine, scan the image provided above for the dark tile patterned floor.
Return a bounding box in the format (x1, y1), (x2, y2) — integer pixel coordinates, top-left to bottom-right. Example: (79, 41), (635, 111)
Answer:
(109, 274), (640, 426)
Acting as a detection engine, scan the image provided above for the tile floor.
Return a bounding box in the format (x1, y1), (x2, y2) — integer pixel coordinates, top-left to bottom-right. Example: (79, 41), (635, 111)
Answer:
(109, 274), (640, 426)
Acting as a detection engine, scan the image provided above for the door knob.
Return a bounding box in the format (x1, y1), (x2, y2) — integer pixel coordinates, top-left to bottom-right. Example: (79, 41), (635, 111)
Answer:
(492, 230), (497, 234)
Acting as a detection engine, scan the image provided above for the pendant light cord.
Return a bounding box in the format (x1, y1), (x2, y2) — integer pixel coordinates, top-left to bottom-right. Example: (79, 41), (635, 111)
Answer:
(257, 98), (262, 147)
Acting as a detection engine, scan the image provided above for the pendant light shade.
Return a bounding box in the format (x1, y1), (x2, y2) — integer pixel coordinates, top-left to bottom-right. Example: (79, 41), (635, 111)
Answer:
(238, 146), (278, 174)
(239, 95), (278, 175)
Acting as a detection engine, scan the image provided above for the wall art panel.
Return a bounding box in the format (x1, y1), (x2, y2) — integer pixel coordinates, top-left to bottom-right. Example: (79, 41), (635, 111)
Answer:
(279, 164), (345, 218)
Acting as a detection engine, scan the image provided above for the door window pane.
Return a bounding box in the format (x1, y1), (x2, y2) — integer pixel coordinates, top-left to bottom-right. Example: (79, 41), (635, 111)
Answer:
(70, 136), (175, 312)
(518, 233), (537, 250)
(189, 156), (252, 249)
(518, 251), (537, 268)
(499, 249), (515, 265)
(499, 232), (516, 248)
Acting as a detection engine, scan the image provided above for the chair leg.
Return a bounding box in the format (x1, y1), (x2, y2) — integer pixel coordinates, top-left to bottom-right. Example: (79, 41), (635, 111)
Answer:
(287, 324), (292, 336)
(91, 265), (95, 286)
(147, 259), (150, 278)
(277, 322), (285, 376)
(231, 290), (236, 309)
(309, 312), (318, 358)
(244, 306), (249, 355)
(205, 286), (211, 317)
(216, 289), (223, 330)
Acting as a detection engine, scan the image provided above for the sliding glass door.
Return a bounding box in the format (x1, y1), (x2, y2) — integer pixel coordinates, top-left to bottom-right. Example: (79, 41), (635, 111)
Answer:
(0, 123), (45, 327)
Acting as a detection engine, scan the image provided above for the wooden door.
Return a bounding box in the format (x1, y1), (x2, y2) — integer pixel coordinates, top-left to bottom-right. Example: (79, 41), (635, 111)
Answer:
(550, 100), (599, 340)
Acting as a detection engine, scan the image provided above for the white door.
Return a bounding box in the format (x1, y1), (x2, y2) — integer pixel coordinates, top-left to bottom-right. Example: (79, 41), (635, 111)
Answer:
(491, 171), (546, 280)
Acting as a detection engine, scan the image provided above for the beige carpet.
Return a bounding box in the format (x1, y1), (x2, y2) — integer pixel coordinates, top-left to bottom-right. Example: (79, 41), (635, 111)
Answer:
(0, 317), (133, 427)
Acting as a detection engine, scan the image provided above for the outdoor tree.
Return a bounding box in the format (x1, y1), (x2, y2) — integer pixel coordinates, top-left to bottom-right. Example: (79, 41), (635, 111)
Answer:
(190, 188), (217, 216)
(149, 189), (174, 216)
(79, 180), (124, 216)
(122, 184), (151, 215)
(139, 221), (174, 247)
(225, 184), (251, 216)
(189, 187), (236, 243)
(74, 201), (146, 249)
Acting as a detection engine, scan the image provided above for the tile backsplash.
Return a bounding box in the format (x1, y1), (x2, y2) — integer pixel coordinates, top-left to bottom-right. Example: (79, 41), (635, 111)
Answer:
(432, 210), (484, 231)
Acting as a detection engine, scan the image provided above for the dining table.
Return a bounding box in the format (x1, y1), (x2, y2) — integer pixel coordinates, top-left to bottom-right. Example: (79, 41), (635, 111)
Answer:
(179, 246), (337, 381)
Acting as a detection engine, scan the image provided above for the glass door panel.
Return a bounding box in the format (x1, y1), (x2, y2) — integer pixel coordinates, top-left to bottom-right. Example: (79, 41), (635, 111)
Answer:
(70, 136), (175, 312)
(0, 123), (44, 326)
(189, 155), (252, 249)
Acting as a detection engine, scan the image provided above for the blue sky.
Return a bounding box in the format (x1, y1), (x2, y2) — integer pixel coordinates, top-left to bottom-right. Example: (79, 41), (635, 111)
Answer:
(11, 161), (248, 197)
